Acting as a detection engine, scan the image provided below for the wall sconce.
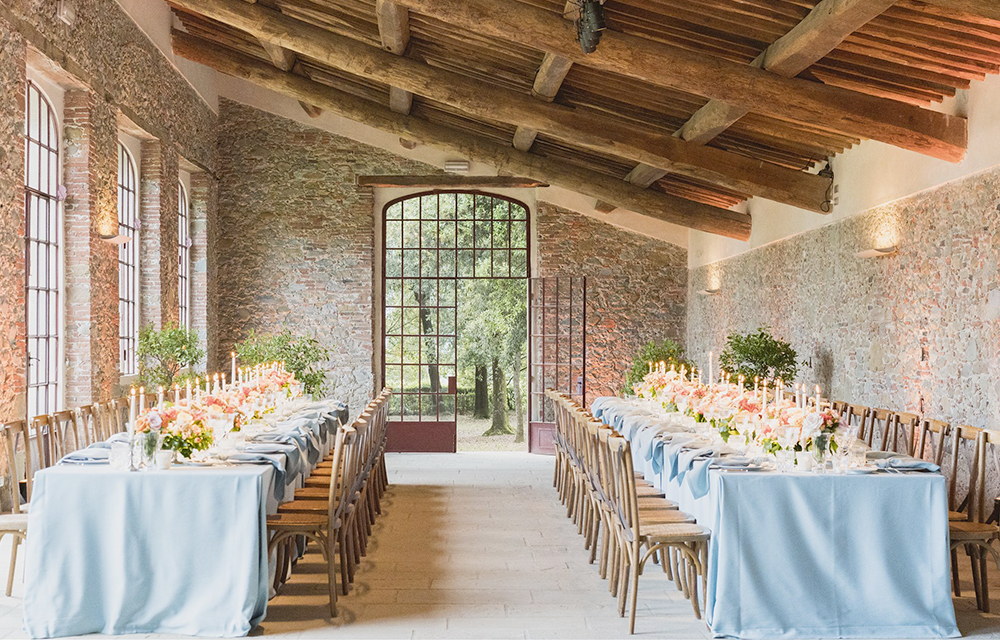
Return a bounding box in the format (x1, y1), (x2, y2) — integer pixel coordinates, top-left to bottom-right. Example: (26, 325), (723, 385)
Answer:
(99, 233), (131, 245)
(697, 287), (720, 296)
(443, 160), (470, 174)
(855, 245), (897, 258)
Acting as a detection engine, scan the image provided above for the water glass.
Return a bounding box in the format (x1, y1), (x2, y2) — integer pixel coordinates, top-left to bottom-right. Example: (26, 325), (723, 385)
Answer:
(848, 443), (867, 468)
(776, 450), (795, 472)
(109, 442), (130, 471)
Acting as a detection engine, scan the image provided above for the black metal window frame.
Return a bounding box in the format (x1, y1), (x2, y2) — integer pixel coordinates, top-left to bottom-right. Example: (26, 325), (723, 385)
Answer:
(117, 142), (139, 375)
(381, 190), (531, 425)
(177, 181), (190, 329)
(24, 80), (62, 420)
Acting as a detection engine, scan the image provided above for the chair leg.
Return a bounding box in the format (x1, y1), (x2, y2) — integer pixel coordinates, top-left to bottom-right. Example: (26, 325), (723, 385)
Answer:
(687, 549), (702, 620)
(952, 547), (962, 596)
(981, 546), (991, 613)
(325, 543), (338, 617)
(970, 546), (983, 611)
(338, 528), (351, 595)
(627, 547), (640, 634)
(5, 535), (17, 597)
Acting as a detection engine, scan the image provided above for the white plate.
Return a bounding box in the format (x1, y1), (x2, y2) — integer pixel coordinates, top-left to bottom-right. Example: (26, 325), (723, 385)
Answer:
(846, 467), (878, 474)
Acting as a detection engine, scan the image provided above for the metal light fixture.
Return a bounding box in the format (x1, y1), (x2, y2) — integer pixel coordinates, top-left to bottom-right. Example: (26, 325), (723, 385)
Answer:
(697, 287), (720, 296)
(443, 160), (470, 174)
(99, 233), (132, 245)
(57, 0), (76, 26)
(576, 0), (606, 54)
(855, 246), (897, 258)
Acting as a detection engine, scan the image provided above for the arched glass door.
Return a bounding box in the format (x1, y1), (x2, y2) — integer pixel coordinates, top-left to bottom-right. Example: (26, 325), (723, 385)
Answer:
(382, 191), (529, 452)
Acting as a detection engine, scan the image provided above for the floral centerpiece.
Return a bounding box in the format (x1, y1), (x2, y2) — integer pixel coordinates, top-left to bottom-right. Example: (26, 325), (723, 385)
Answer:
(136, 404), (213, 460)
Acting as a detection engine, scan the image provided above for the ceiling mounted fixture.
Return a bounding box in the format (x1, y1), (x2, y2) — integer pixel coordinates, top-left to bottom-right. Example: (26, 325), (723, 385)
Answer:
(576, 0), (606, 54)
(855, 246), (897, 258)
(443, 160), (470, 174)
(697, 287), (720, 296)
(99, 233), (132, 245)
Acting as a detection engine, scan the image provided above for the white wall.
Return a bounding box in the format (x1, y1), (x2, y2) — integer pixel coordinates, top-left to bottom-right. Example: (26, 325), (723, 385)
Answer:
(113, 0), (218, 112)
(689, 73), (1000, 268)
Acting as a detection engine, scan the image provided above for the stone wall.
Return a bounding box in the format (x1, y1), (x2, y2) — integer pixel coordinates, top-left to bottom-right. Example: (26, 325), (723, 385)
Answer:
(0, 17), (26, 422)
(215, 100), (435, 413)
(0, 0), (218, 421)
(688, 164), (1000, 430)
(536, 203), (688, 400)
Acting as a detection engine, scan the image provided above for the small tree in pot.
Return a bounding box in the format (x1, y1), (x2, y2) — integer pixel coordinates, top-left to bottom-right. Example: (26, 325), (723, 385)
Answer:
(718, 326), (799, 387)
(137, 324), (205, 389)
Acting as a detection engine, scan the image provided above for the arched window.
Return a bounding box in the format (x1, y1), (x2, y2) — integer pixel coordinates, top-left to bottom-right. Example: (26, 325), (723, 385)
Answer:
(117, 143), (139, 375)
(177, 182), (190, 329)
(24, 81), (62, 418)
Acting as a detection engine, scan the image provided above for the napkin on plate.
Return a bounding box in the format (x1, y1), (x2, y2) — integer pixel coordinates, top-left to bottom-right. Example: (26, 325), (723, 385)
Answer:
(59, 449), (110, 464)
(866, 451), (901, 461)
(875, 457), (940, 472)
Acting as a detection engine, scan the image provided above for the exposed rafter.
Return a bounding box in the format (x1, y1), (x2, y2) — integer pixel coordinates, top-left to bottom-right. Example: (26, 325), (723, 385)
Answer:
(386, 0), (967, 162)
(375, 0), (414, 116)
(601, 0), (897, 212)
(171, 32), (753, 240)
(922, 0), (1000, 21)
(167, 0), (831, 212)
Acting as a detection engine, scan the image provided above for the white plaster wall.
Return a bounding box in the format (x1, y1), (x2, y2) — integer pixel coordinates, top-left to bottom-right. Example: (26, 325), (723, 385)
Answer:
(690, 73), (1000, 268)
(113, 0), (218, 112)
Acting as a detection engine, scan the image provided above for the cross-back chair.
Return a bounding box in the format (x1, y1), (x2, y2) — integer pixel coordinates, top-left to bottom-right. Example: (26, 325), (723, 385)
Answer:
(950, 429), (1000, 612)
(0, 420), (43, 596)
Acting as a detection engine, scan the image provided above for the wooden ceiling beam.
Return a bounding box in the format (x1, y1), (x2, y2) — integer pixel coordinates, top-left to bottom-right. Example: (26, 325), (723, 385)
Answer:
(602, 0), (897, 211)
(513, 1), (576, 152)
(170, 32), (752, 240)
(167, 0), (830, 212)
(386, 0), (967, 162)
(920, 0), (1000, 22)
(375, 0), (414, 115)
(358, 175), (549, 188)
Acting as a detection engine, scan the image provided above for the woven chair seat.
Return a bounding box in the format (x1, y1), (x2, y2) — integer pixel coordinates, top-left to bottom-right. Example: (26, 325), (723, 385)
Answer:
(949, 521), (1000, 541)
(641, 522), (711, 543)
(635, 485), (665, 498)
(639, 510), (694, 525)
(266, 511), (331, 530)
(0, 513), (29, 531)
(637, 496), (678, 510)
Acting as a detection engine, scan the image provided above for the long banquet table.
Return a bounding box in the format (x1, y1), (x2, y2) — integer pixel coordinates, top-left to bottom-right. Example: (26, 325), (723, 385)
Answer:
(22, 399), (348, 639)
(592, 396), (960, 640)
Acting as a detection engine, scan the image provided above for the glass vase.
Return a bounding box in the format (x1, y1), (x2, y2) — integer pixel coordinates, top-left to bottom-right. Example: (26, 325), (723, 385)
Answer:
(812, 433), (830, 468)
(141, 431), (162, 470)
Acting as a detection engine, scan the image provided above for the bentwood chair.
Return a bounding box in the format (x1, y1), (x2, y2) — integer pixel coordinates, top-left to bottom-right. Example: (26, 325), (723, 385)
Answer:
(51, 410), (82, 459)
(843, 405), (869, 438)
(915, 419), (950, 466)
(77, 405), (97, 447)
(267, 424), (352, 616)
(861, 408), (891, 450)
(0, 420), (42, 596)
(608, 435), (710, 632)
(883, 411), (918, 456)
(950, 429), (1000, 612)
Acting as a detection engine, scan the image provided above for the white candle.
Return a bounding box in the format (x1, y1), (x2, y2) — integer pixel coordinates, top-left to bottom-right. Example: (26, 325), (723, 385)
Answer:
(157, 385), (164, 410)
(186, 379), (192, 404)
(204, 375), (210, 395)
(138, 386), (145, 411)
(128, 388), (136, 437)
(174, 384), (180, 404)
(231, 352), (237, 386)
(708, 352), (714, 388)
(815, 385), (821, 410)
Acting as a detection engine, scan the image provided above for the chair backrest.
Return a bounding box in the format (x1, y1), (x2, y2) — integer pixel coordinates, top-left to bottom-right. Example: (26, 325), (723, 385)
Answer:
(974, 430), (1000, 525)
(51, 410), (81, 459)
(327, 425), (354, 529)
(915, 419), (950, 466)
(92, 402), (114, 442)
(110, 398), (130, 435)
(31, 414), (59, 469)
(608, 434), (639, 546)
(844, 405), (869, 435)
(863, 408), (892, 450)
(0, 420), (40, 513)
(890, 412), (919, 456)
(77, 405), (97, 447)
(947, 424), (982, 518)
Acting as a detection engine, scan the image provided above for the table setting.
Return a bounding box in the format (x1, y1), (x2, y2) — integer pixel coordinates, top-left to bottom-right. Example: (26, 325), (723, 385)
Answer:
(591, 364), (959, 639)
(21, 363), (348, 638)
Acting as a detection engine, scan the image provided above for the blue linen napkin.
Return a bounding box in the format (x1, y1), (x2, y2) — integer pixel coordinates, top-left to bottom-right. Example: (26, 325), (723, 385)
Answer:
(866, 451), (901, 461)
(876, 457), (940, 472)
(228, 453), (287, 501)
(59, 448), (110, 464)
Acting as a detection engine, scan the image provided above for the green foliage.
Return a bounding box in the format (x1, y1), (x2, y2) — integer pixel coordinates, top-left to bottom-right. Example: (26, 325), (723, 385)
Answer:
(458, 279), (527, 370)
(624, 339), (693, 393)
(718, 327), (799, 387)
(235, 329), (330, 397)
(137, 324), (205, 389)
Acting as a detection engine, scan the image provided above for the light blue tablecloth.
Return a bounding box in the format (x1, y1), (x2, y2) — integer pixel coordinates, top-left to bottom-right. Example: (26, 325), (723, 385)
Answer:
(22, 401), (342, 638)
(594, 397), (960, 639)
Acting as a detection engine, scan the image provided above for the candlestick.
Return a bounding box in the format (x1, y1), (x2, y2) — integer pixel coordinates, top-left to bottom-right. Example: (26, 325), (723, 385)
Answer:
(754, 376), (759, 394)
(138, 386), (145, 412)
(186, 379), (192, 405)
(174, 383), (180, 404)
(231, 352), (237, 387)
(776, 378), (783, 405)
(128, 388), (136, 436)
(158, 385), (164, 410)
(708, 351), (714, 388)
(648, 361), (653, 374)
(815, 385), (821, 410)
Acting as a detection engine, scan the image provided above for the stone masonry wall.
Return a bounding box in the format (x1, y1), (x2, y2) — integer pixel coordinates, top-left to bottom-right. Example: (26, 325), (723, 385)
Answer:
(215, 100), (435, 413)
(688, 164), (1000, 430)
(536, 203), (688, 400)
(0, 17), (27, 422)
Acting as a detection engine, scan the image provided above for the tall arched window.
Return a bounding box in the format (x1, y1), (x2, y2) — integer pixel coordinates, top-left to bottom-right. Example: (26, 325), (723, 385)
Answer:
(117, 143), (139, 375)
(24, 81), (62, 418)
(177, 182), (190, 329)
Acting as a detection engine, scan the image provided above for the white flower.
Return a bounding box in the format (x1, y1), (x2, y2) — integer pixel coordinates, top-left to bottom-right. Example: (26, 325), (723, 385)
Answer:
(801, 412), (823, 439)
(148, 413), (162, 429)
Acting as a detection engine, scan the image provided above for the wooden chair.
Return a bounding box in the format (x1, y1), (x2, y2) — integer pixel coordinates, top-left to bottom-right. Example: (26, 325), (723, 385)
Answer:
(950, 429), (1000, 612)
(110, 398), (130, 435)
(843, 404), (869, 438)
(915, 419), (950, 466)
(607, 435), (709, 633)
(861, 408), (891, 450)
(92, 401), (116, 442)
(77, 405), (97, 447)
(0, 420), (42, 596)
(267, 424), (352, 616)
(30, 415), (58, 469)
(883, 411), (918, 456)
(51, 410), (82, 459)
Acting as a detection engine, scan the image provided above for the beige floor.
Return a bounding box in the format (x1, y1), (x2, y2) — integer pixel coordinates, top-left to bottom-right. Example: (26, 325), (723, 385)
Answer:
(0, 453), (999, 638)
